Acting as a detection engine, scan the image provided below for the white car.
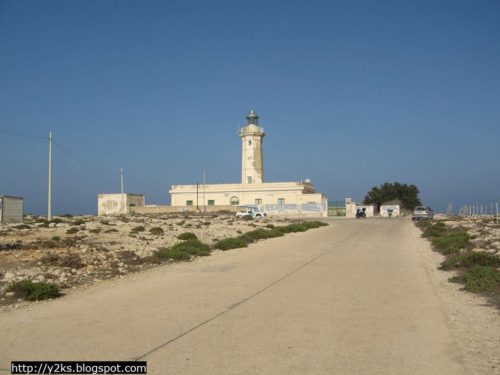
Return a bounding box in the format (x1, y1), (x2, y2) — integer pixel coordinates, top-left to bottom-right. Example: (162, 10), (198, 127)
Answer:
(236, 206), (267, 219)
(412, 206), (433, 220)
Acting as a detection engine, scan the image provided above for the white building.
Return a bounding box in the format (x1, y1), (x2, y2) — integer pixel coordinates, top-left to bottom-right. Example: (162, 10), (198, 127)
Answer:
(0, 195), (24, 224)
(380, 205), (401, 217)
(345, 198), (375, 218)
(170, 111), (328, 217)
(98, 193), (145, 216)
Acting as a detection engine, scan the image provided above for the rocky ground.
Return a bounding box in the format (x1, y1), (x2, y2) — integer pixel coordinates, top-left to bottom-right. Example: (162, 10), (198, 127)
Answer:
(0, 213), (292, 308)
(436, 214), (500, 256)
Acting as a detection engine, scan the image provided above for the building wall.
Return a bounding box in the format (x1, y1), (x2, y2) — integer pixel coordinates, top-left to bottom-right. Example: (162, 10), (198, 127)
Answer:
(0, 196), (24, 223)
(170, 182), (327, 217)
(133, 205), (238, 215)
(98, 194), (145, 216)
(345, 198), (375, 218)
(380, 205), (401, 217)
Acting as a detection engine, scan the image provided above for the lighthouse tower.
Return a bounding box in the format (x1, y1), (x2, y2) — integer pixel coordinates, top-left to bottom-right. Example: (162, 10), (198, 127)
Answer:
(240, 110), (265, 184)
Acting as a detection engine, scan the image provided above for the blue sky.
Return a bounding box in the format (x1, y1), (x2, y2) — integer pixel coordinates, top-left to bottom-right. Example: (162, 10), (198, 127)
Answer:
(1, 0), (499, 215)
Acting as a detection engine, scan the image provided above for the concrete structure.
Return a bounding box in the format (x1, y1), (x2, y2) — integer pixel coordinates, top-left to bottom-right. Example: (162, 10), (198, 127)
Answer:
(345, 198), (375, 218)
(98, 194), (145, 216)
(380, 205), (401, 217)
(0, 195), (24, 224)
(170, 111), (328, 217)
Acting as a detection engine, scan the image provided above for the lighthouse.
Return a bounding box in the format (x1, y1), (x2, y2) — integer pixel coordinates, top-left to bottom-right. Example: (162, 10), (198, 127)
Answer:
(240, 110), (265, 184)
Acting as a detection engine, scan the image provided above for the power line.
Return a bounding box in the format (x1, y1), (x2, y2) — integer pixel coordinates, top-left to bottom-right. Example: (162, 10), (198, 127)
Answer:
(53, 140), (113, 175)
(0, 125), (47, 140)
(0, 124), (114, 175)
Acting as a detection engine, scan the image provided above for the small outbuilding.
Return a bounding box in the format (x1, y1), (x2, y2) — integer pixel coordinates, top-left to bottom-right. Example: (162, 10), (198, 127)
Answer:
(0, 195), (24, 224)
(97, 194), (145, 216)
(380, 205), (401, 217)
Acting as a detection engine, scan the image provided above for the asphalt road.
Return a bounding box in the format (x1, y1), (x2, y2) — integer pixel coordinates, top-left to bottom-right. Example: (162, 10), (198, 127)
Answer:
(0, 218), (468, 374)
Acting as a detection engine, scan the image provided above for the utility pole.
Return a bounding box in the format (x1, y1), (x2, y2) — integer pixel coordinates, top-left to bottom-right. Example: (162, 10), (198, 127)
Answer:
(203, 169), (206, 213)
(48, 131), (53, 221)
(121, 167), (125, 214)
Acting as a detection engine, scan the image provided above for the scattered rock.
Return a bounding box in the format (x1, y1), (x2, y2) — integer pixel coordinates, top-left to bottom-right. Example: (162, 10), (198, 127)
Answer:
(3, 271), (16, 281)
(5, 292), (15, 297)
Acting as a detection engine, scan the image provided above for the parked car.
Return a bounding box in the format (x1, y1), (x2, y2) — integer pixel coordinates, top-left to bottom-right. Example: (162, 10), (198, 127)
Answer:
(412, 206), (433, 220)
(236, 205), (267, 219)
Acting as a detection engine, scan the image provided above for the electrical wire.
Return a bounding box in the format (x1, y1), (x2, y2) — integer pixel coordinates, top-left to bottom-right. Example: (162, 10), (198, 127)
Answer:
(0, 124), (115, 175)
(53, 140), (113, 175)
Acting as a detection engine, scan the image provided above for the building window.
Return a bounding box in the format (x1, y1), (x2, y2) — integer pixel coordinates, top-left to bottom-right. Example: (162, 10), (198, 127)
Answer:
(208, 200), (215, 206)
(247, 176), (253, 183)
(255, 199), (262, 205)
(230, 196), (239, 206)
(186, 200), (193, 206)
(248, 140), (252, 145)
(277, 198), (285, 206)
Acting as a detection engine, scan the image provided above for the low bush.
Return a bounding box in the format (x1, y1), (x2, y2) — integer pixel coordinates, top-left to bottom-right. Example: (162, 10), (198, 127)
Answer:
(149, 227), (164, 236)
(157, 247), (191, 260)
(450, 266), (500, 294)
(177, 232), (197, 241)
(431, 231), (470, 254)
(104, 228), (119, 233)
(89, 228), (101, 234)
(73, 219), (85, 225)
(131, 226), (145, 233)
(440, 252), (500, 270)
(214, 237), (248, 250)
(157, 239), (211, 260)
(66, 227), (79, 234)
(420, 221), (446, 238)
(7, 280), (60, 301)
(240, 228), (284, 243)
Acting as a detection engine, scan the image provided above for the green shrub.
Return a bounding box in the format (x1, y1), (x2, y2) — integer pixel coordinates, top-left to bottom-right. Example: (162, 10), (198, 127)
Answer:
(73, 219), (85, 225)
(7, 280), (60, 301)
(66, 227), (79, 234)
(131, 225), (145, 233)
(240, 228), (285, 243)
(104, 228), (118, 233)
(50, 218), (63, 224)
(157, 247), (191, 260)
(451, 266), (500, 294)
(177, 232), (197, 241)
(421, 222), (447, 238)
(52, 236), (61, 241)
(149, 227), (164, 236)
(157, 239), (211, 260)
(440, 252), (500, 270)
(214, 237), (248, 250)
(431, 231), (470, 254)
(277, 223), (309, 233)
(89, 228), (101, 234)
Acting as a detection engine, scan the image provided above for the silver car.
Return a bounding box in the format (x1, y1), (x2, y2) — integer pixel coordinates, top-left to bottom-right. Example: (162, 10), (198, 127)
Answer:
(412, 206), (433, 220)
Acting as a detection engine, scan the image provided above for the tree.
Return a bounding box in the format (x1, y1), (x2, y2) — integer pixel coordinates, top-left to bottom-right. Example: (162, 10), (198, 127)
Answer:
(363, 182), (422, 211)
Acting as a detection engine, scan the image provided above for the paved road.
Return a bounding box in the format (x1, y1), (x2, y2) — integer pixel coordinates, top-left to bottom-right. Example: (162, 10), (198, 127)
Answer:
(0, 218), (467, 374)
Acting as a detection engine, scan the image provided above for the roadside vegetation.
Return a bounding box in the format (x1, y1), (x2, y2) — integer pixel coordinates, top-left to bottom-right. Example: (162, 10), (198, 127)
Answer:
(416, 220), (500, 307)
(214, 221), (327, 251)
(155, 221), (328, 260)
(7, 280), (60, 301)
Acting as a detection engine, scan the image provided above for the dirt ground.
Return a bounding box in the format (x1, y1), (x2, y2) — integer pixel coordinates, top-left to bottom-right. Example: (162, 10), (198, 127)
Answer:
(0, 213), (291, 307)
